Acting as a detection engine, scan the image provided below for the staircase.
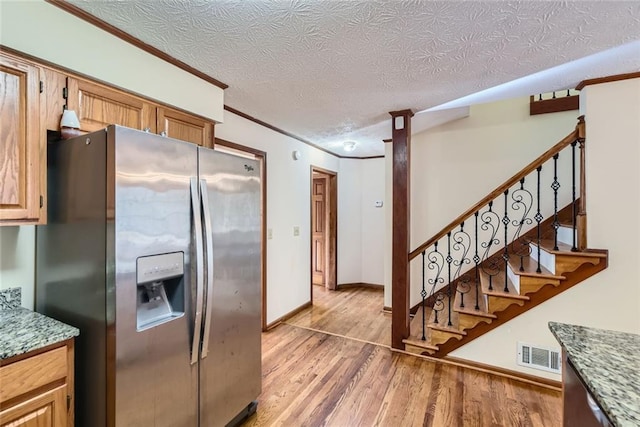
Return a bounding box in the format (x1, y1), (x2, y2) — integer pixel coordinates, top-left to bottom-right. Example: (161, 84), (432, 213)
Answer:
(400, 116), (608, 357)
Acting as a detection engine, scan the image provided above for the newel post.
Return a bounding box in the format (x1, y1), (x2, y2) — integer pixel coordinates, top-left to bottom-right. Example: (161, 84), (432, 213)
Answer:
(390, 109), (414, 349)
(576, 115), (587, 251)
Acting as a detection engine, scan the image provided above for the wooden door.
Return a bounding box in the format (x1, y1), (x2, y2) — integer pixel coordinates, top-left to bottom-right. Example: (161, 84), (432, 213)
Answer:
(312, 176), (328, 286)
(157, 107), (214, 147)
(0, 53), (41, 223)
(0, 385), (67, 427)
(67, 77), (156, 132)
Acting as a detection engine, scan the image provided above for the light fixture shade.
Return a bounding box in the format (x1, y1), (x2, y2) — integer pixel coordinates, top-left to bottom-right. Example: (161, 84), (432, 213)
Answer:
(343, 141), (356, 152)
(60, 109), (80, 129)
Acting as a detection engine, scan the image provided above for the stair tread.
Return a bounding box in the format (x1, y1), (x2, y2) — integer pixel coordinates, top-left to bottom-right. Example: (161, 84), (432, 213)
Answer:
(403, 336), (439, 351)
(409, 305), (431, 340)
(534, 239), (607, 258)
(479, 269), (529, 300)
(453, 279), (497, 319)
(507, 253), (565, 279)
(428, 293), (466, 336)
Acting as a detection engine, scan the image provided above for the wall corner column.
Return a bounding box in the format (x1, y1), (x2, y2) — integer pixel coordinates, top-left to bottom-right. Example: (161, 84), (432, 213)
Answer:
(389, 109), (414, 349)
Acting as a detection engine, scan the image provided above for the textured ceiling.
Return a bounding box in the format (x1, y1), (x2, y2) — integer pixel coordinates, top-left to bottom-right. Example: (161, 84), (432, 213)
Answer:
(67, 0), (640, 157)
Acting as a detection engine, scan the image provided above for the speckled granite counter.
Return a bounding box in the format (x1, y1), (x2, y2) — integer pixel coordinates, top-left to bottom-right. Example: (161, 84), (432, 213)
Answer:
(0, 287), (79, 360)
(549, 322), (640, 427)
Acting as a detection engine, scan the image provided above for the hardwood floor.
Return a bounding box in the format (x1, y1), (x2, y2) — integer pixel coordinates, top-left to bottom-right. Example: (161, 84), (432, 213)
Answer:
(243, 286), (562, 426)
(286, 285), (391, 347)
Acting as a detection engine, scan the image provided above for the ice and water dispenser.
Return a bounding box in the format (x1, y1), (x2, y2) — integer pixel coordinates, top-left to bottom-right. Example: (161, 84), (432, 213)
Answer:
(136, 252), (185, 331)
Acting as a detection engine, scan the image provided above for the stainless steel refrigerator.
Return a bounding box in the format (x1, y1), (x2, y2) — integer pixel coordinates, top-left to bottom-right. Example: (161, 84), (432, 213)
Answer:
(36, 125), (261, 426)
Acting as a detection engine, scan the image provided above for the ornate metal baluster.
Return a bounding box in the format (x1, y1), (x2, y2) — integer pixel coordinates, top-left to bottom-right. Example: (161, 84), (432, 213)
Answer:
(552, 153), (561, 250)
(502, 190), (510, 292)
(453, 223), (471, 309)
(511, 178), (533, 272)
(571, 141), (578, 251)
(480, 202), (501, 291)
(446, 232), (453, 327)
(421, 250), (426, 340)
(427, 242), (445, 324)
(535, 166), (543, 273)
(474, 211), (480, 310)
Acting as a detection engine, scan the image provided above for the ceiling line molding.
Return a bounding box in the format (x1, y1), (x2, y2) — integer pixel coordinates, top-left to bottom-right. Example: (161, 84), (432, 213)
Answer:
(45, 0), (229, 90)
(576, 71), (640, 91)
(224, 105), (382, 160)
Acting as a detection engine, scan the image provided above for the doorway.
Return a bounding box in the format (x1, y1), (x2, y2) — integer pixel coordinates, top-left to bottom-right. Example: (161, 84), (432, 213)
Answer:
(310, 166), (337, 299)
(214, 138), (268, 331)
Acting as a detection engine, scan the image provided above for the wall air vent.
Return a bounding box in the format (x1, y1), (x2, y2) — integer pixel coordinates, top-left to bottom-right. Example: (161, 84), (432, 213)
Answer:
(517, 342), (561, 374)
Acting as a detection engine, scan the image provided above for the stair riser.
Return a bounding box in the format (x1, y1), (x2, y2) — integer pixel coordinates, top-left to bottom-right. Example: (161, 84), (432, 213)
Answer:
(520, 277), (561, 295)
(487, 296), (526, 314)
(506, 263), (521, 293)
(557, 225), (576, 246)
(430, 329), (464, 346)
(555, 256), (601, 275)
(458, 313), (492, 330)
(528, 243), (556, 274)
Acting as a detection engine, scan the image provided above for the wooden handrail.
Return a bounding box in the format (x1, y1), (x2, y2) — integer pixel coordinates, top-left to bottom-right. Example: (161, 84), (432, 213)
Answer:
(409, 117), (584, 260)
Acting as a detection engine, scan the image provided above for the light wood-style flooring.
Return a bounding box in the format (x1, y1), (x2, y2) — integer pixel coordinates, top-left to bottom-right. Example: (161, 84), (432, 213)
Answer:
(286, 285), (391, 347)
(242, 286), (561, 426)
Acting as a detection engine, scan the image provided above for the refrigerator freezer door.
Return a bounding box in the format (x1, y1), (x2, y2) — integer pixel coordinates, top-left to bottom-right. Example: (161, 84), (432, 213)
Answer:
(112, 126), (199, 426)
(198, 148), (262, 427)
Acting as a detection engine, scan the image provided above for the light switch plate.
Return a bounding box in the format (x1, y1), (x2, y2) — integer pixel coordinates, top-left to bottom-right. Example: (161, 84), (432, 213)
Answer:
(375, 200), (383, 207)
(267, 229), (273, 240)
(293, 226), (300, 236)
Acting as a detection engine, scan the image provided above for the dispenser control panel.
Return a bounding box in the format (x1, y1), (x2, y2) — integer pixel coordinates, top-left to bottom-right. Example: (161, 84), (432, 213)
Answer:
(136, 252), (184, 284)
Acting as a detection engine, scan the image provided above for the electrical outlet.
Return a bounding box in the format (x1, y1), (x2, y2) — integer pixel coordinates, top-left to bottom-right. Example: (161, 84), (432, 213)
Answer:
(267, 229), (273, 240)
(375, 200), (383, 207)
(293, 226), (300, 236)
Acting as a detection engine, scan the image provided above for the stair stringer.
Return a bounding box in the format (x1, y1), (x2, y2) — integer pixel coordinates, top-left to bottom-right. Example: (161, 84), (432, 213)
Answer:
(430, 250), (608, 357)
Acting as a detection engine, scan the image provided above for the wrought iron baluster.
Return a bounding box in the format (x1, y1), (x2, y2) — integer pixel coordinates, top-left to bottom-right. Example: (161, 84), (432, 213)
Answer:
(571, 141), (578, 251)
(446, 232), (453, 327)
(453, 223), (471, 310)
(420, 250), (426, 340)
(535, 166), (543, 273)
(511, 178), (533, 272)
(480, 201), (501, 291)
(502, 190), (510, 292)
(474, 211), (480, 310)
(427, 242), (445, 324)
(552, 154), (561, 250)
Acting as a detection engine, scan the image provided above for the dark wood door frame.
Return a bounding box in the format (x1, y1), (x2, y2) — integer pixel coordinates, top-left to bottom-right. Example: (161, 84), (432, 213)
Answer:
(310, 166), (337, 302)
(214, 138), (268, 331)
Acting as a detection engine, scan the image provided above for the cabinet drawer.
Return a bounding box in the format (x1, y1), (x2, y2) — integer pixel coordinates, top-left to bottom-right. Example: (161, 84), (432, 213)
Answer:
(0, 347), (67, 404)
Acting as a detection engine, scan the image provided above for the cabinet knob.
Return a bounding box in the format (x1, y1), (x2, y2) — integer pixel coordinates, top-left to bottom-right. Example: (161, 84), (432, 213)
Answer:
(160, 131), (167, 137)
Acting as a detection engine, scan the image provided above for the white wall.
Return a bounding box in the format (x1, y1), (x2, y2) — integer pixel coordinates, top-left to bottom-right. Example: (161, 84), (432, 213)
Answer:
(0, 0), (224, 121)
(360, 158), (385, 285)
(449, 80), (640, 379)
(338, 158), (386, 287)
(216, 111), (342, 324)
(0, 226), (35, 309)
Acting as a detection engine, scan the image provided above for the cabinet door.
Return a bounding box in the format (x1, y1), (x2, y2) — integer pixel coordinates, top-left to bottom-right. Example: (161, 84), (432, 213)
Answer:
(0, 53), (41, 223)
(67, 77), (156, 132)
(0, 385), (67, 427)
(157, 107), (213, 147)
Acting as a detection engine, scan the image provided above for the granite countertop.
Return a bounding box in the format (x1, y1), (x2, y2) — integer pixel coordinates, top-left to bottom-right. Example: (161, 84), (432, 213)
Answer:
(0, 288), (79, 361)
(549, 322), (640, 427)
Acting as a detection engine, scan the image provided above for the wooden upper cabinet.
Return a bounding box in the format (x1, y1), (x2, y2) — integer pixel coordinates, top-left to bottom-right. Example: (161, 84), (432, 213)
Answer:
(67, 77), (156, 133)
(0, 52), (42, 223)
(157, 107), (214, 147)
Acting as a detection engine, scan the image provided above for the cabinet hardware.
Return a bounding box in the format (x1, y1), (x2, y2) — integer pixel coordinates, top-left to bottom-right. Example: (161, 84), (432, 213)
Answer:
(40, 195), (43, 208)
(62, 87), (68, 99)
(39, 81), (44, 93)
(67, 395), (71, 410)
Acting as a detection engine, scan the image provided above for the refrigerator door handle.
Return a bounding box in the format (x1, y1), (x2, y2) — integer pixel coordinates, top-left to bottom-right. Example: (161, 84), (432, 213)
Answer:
(190, 177), (205, 365)
(199, 179), (215, 358)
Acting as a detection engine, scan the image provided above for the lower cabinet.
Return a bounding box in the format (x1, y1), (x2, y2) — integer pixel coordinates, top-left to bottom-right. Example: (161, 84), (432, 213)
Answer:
(0, 343), (74, 427)
(0, 385), (67, 427)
